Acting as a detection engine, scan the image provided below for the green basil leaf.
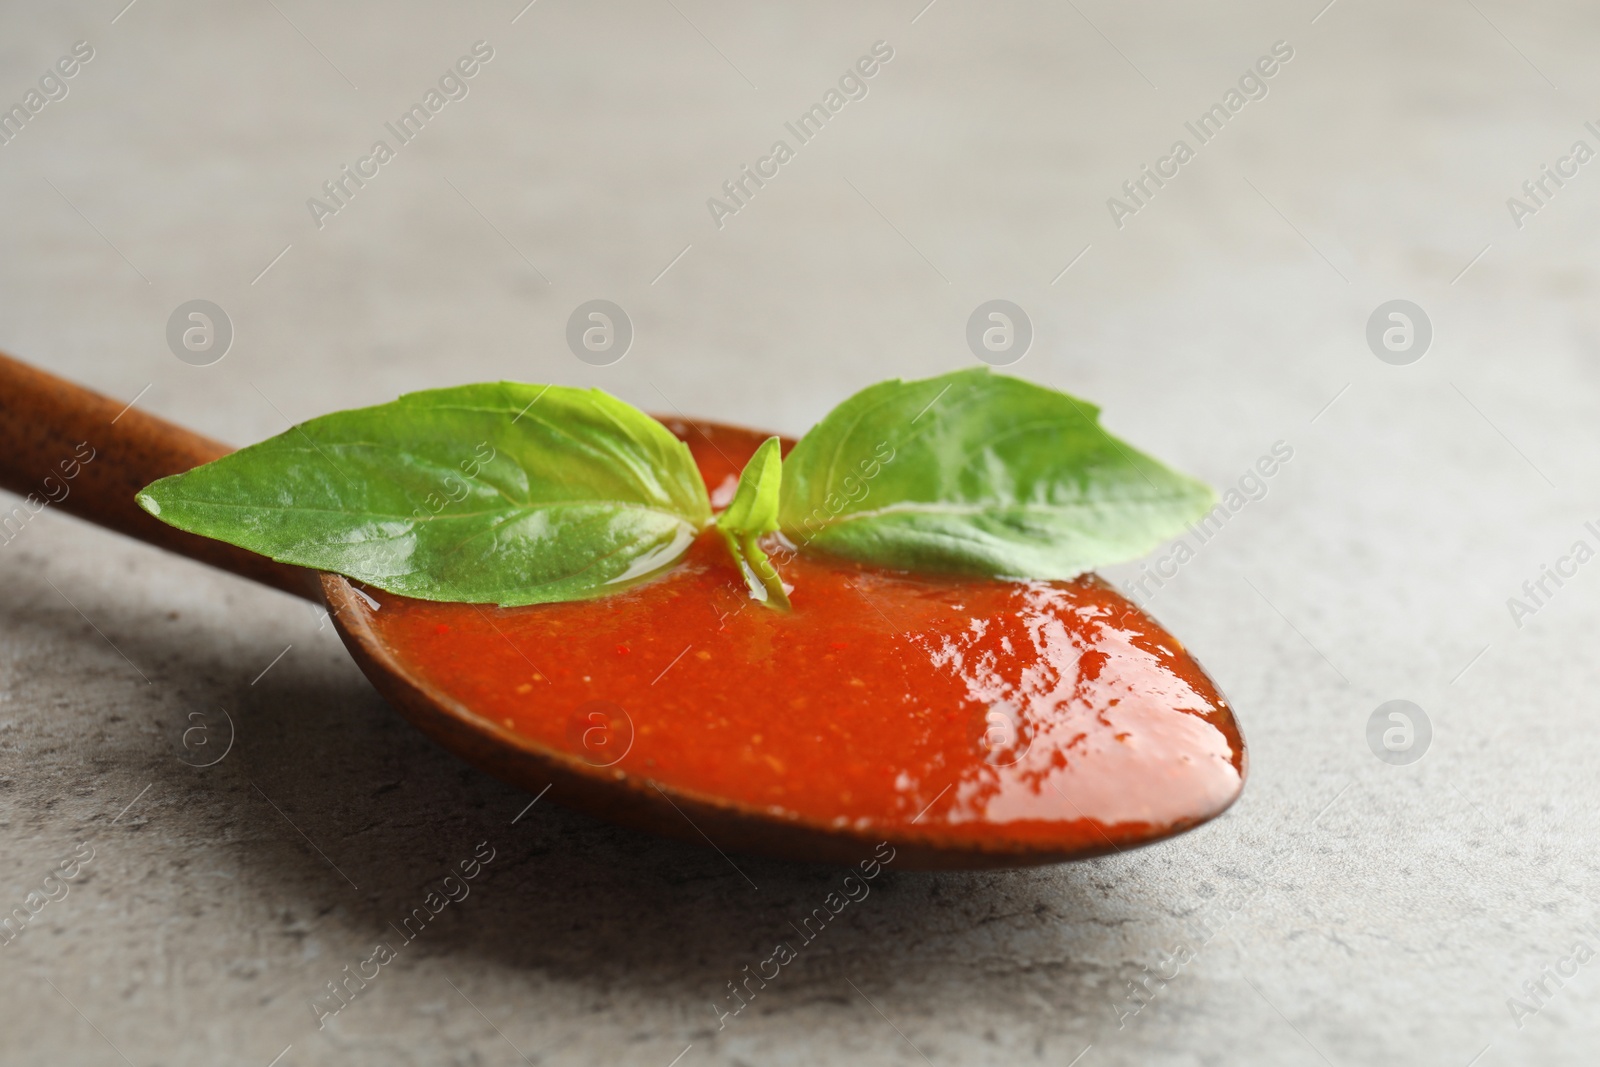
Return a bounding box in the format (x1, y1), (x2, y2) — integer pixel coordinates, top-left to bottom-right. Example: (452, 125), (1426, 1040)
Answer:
(136, 382), (711, 606)
(715, 435), (782, 540)
(714, 435), (788, 608)
(778, 367), (1215, 579)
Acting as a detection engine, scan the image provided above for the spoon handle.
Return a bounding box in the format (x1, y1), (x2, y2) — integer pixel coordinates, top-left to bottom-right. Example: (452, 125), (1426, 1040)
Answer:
(0, 351), (322, 600)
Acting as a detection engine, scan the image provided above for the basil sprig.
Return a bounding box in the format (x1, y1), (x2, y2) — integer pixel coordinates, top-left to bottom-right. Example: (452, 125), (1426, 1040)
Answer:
(778, 368), (1215, 580)
(137, 369), (1213, 606)
(137, 382), (709, 606)
(714, 436), (788, 608)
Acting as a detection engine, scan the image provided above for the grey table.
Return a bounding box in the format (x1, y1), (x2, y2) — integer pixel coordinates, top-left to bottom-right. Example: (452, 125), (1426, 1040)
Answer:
(3, 2), (1597, 1064)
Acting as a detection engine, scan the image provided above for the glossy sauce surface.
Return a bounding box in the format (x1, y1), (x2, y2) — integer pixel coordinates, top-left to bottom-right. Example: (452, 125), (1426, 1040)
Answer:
(356, 422), (1245, 854)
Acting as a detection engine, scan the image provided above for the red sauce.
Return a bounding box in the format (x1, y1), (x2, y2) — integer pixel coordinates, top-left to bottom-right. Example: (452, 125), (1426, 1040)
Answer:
(356, 422), (1245, 855)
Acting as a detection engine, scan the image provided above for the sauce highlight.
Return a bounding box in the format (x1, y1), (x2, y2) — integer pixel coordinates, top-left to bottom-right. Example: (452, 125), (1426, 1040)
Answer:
(355, 422), (1245, 857)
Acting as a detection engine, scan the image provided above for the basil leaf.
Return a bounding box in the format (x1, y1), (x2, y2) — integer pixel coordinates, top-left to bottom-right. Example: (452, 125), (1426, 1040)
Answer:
(716, 435), (781, 538)
(714, 436), (788, 608)
(778, 367), (1214, 579)
(136, 382), (711, 606)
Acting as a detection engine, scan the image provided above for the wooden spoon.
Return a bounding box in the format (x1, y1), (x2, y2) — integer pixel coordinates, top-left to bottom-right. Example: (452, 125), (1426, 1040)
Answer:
(0, 352), (1245, 869)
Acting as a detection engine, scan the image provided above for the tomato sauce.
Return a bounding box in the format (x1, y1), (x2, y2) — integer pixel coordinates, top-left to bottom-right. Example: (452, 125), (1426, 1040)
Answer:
(356, 421), (1245, 856)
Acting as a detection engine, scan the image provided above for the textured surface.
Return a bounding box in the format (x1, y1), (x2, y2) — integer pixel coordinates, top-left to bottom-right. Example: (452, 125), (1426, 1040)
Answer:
(2, 2), (1598, 1064)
